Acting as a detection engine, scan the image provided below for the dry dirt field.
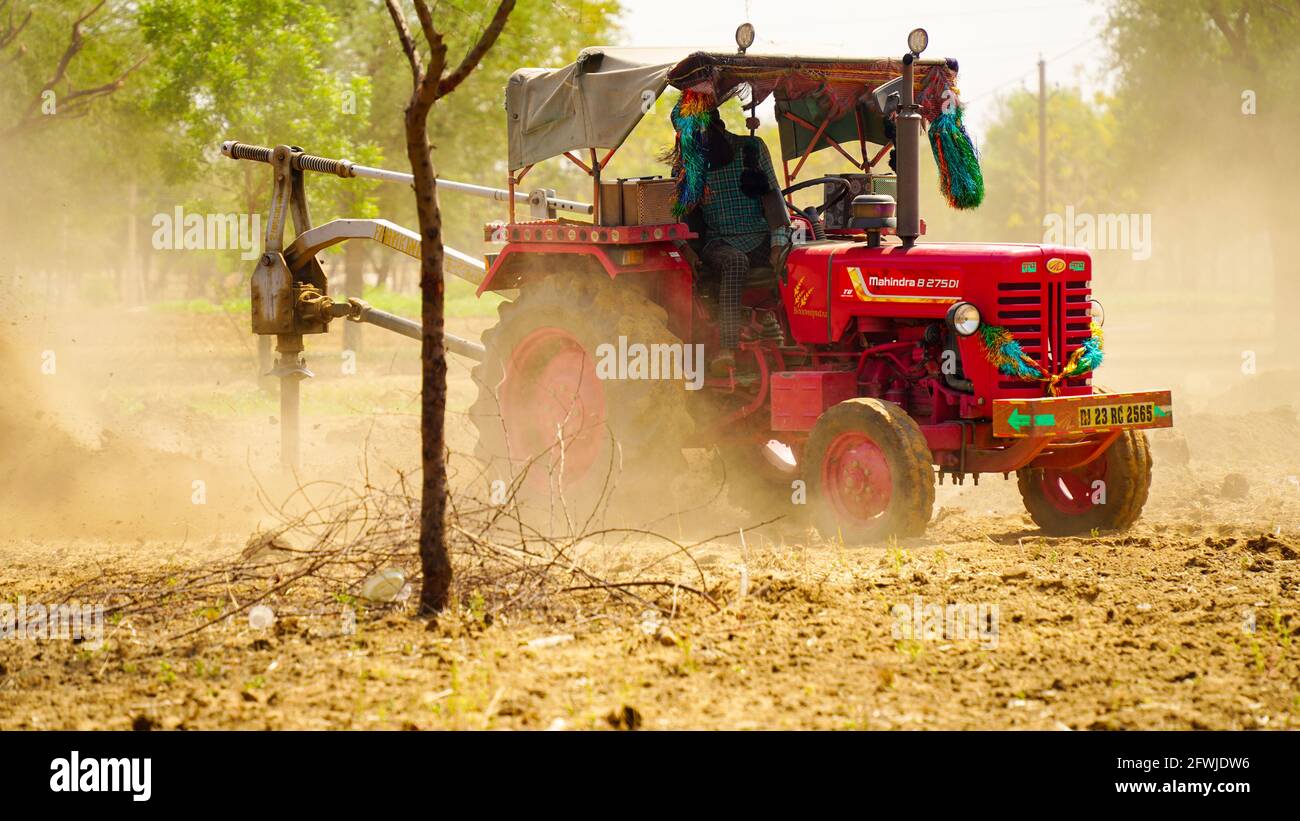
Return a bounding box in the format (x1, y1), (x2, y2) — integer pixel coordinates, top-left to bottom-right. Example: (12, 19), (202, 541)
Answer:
(2, 304), (1298, 730)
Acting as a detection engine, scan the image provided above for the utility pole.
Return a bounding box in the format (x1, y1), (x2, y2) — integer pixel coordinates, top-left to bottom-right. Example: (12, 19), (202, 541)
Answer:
(1038, 56), (1047, 223)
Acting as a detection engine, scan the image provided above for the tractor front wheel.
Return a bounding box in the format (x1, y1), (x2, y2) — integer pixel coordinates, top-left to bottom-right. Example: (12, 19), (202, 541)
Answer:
(805, 398), (935, 543)
(1016, 429), (1152, 535)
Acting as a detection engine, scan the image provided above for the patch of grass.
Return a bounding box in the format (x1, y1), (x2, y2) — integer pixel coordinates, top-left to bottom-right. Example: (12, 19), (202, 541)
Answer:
(362, 281), (503, 319)
(152, 295), (251, 315)
(896, 639), (924, 662)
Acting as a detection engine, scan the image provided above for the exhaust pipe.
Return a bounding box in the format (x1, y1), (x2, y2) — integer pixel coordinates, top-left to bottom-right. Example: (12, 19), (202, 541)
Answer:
(895, 51), (922, 247)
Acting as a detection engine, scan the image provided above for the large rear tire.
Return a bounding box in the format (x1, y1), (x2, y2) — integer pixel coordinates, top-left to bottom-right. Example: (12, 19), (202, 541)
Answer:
(469, 273), (695, 524)
(1017, 429), (1152, 535)
(805, 398), (935, 543)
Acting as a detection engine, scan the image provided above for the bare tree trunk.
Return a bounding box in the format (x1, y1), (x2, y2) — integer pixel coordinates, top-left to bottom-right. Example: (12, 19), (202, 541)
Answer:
(403, 116), (452, 613)
(374, 246), (392, 291)
(1269, 214), (1297, 352)
(385, 0), (515, 616)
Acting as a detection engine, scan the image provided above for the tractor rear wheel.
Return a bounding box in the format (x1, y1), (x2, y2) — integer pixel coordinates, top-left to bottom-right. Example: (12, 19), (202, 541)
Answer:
(1017, 429), (1152, 535)
(469, 272), (694, 524)
(805, 398), (935, 543)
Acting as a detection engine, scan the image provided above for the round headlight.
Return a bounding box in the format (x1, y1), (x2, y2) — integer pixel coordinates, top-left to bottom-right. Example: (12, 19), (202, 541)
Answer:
(735, 23), (755, 53)
(947, 301), (981, 336)
(1088, 298), (1105, 327)
(908, 28), (929, 55)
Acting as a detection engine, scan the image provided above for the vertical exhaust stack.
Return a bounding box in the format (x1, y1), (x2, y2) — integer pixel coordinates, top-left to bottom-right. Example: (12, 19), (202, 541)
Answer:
(895, 29), (929, 248)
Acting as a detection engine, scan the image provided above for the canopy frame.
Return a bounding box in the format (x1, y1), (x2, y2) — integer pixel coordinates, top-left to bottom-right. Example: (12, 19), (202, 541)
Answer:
(503, 48), (958, 220)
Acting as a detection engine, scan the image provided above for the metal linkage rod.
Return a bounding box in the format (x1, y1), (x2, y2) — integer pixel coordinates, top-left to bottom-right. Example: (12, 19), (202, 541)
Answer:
(221, 140), (592, 214)
(346, 299), (486, 362)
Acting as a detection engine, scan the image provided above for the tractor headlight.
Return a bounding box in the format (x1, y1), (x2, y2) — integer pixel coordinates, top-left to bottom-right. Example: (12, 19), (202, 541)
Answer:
(908, 28), (929, 56)
(947, 302), (981, 337)
(735, 23), (755, 53)
(1088, 298), (1105, 327)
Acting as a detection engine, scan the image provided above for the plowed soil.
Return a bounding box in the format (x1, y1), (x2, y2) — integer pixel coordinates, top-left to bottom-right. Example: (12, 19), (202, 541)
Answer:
(2, 308), (1298, 730)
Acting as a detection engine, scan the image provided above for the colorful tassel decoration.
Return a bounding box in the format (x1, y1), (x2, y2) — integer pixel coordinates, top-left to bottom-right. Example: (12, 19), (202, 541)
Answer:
(1060, 323), (1105, 378)
(928, 106), (985, 210)
(668, 89), (716, 218)
(979, 323), (1044, 380)
(978, 322), (1104, 395)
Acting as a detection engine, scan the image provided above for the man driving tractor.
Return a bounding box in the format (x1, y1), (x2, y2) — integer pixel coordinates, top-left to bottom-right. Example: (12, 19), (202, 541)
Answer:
(667, 100), (791, 376)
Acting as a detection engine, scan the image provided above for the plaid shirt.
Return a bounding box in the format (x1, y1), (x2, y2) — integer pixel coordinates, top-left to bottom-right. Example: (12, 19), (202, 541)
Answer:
(699, 133), (789, 253)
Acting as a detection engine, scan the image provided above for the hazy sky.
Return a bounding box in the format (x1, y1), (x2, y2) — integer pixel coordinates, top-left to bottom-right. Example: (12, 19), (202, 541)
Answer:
(614, 0), (1112, 137)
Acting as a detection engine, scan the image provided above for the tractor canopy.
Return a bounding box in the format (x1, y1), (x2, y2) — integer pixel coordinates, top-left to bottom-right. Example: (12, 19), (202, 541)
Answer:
(505, 47), (958, 171)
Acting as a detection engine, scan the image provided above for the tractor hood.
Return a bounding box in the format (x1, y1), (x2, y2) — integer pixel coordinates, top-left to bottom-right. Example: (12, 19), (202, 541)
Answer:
(784, 240), (1092, 344)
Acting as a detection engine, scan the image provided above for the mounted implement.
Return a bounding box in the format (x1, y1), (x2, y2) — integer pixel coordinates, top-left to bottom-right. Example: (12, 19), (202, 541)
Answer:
(220, 140), (584, 465)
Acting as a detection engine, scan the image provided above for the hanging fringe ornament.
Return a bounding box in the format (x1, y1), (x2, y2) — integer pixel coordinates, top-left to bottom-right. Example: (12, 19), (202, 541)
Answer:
(667, 89), (716, 218)
(918, 66), (984, 210)
(1060, 323), (1105, 378)
(978, 322), (1104, 396)
(929, 106), (985, 209)
(979, 323), (1044, 381)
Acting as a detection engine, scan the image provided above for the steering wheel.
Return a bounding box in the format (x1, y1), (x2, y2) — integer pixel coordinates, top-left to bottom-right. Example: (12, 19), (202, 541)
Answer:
(780, 176), (853, 220)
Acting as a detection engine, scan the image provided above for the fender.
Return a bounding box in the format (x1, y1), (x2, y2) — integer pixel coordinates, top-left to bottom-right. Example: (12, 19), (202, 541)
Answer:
(480, 240), (697, 341)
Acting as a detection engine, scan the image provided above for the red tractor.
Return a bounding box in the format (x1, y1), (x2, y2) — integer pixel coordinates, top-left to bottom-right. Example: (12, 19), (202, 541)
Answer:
(227, 28), (1173, 542)
(471, 29), (1172, 540)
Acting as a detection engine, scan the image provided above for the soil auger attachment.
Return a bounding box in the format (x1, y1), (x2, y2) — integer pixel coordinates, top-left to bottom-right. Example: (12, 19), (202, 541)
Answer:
(222, 141), (580, 467)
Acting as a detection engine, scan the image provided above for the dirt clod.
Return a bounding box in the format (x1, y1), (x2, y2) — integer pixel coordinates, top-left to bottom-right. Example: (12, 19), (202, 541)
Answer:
(605, 705), (643, 731)
(1220, 473), (1250, 500)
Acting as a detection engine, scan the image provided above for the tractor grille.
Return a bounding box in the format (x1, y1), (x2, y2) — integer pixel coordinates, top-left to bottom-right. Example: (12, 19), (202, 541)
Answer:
(995, 274), (1092, 393)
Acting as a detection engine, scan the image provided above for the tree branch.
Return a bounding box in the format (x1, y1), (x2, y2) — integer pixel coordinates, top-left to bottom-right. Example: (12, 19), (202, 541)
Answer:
(383, 0), (424, 88)
(409, 0), (447, 112)
(1207, 0), (1253, 64)
(434, 0), (515, 100)
(3, 1), (145, 141)
(0, 0), (33, 52)
(43, 0), (106, 93)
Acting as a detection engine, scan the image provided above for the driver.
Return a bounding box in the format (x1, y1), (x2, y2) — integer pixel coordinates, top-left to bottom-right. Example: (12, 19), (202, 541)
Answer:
(670, 106), (791, 376)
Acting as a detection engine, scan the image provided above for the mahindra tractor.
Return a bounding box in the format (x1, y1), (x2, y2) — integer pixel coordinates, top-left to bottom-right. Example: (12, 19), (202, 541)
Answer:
(224, 26), (1173, 542)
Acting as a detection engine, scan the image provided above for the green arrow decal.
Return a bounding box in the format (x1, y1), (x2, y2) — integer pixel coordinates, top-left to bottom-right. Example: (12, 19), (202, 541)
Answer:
(1008, 408), (1031, 432)
(1008, 408), (1055, 432)
(1153, 406), (1169, 418)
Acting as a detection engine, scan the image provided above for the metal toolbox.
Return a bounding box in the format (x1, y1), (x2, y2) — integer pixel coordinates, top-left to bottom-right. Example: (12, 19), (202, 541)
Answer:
(598, 176), (677, 226)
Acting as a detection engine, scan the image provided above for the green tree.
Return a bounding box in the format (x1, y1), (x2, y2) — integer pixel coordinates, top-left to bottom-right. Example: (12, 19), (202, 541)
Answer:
(0, 0), (144, 141)
(1103, 0), (1300, 335)
(965, 87), (1123, 243)
(139, 0), (381, 218)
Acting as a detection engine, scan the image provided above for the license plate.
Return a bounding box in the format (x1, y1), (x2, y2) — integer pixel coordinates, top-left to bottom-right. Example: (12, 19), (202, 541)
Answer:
(992, 390), (1172, 437)
(1078, 402), (1155, 429)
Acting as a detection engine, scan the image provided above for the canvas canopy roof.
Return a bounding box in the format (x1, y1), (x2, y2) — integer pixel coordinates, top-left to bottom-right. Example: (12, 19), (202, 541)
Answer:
(505, 47), (956, 171)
